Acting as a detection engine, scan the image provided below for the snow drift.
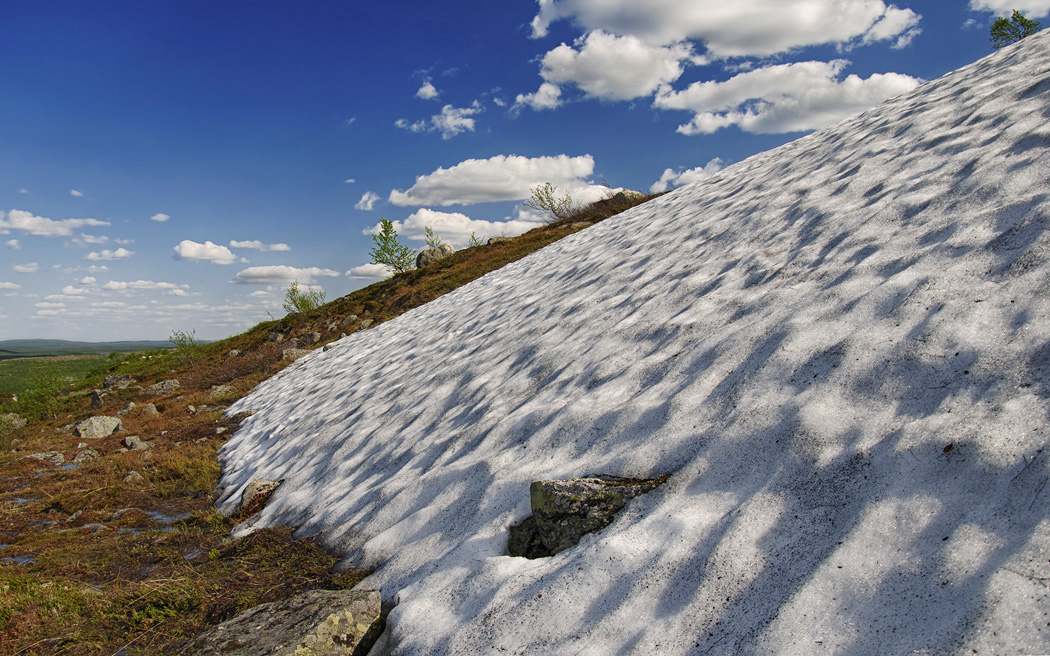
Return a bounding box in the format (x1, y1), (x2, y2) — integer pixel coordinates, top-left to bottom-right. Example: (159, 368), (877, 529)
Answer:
(220, 33), (1050, 655)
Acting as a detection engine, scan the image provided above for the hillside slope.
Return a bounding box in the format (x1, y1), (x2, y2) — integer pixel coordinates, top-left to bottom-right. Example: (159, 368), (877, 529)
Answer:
(220, 33), (1050, 655)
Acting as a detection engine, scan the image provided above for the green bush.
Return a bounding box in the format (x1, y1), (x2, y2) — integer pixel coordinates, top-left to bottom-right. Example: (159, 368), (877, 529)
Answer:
(170, 329), (203, 367)
(369, 218), (416, 274)
(524, 182), (580, 223)
(283, 281), (326, 315)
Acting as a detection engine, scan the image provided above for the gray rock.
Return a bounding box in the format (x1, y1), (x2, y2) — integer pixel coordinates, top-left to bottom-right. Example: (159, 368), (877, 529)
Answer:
(509, 476), (665, 558)
(116, 402), (137, 417)
(180, 589), (382, 656)
(89, 390), (106, 409)
(569, 221), (593, 230)
(73, 449), (100, 465)
(488, 236), (512, 245)
(611, 189), (646, 204)
(234, 478), (282, 517)
(227, 349), (241, 357)
(206, 385), (233, 400)
(75, 416), (123, 440)
(103, 374), (134, 390)
(143, 403), (160, 416)
(123, 436), (151, 451)
(145, 379), (180, 396)
(268, 332), (285, 343)
(416, 243), (455, 268)
(303, 332), (322, 346)
(286, 338), (299, 349)
(123, 470), (143, 483)
(0, 413), (27, 431)
(340, 314), (358, 325)
(282, 348), (311, 361)
(81, 523), (107, 533)
(359, 319), (373, 330)
(24, 451), (64, 466)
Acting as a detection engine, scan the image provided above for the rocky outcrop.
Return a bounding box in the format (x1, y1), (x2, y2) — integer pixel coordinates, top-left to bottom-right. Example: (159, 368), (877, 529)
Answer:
(181, 589), (382, 656)
(75, 416), (123, 440)
(416, 244), (455, 268)
(611, 189), (645, 204)
(509, 475), (666, 559)
(145, 379), (180, 396)
(103, 374), (135, 390)
(206, 385), (233, 399)
(282, 348), (311, 361)
(569, 221), (593, 230)
(488, 236), (511, 245)
(73, 449), (100, 465)
(89, 390), (106, 409)
(0, 413), (27, 431)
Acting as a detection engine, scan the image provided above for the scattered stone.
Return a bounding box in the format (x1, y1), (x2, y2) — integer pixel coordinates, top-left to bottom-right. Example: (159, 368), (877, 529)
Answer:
(110, 508), (133, 520)
(115, 448), (128, 454)
(303, 331), (322, 345)
(80, 523), (107, 534)
(359, 319), (373, 330)
(0, 413), (27, 431)
(341, 314), (358, 325)
(89, 390), (106, 409)
(103, 374), (135, 390)
(75, 416), (123, 440)
(207, 385), (233, 400)
(143, 403), (160, 417)
(181, 589), (382, 656)
(145, 379), (180, 396)
(323, 344), (334, 352)
(569, 221), (594, 230)
(611, 189), (646, 204)
(416, 243), (455, 268)
(123, 436), (152, 451)
(73, 449), (100, 465)
(234, 479), (281, 518)
(24, 451), (64, 466)
(116, 402), (137, 417)
(268, 332), (285, 343)
(66, 510), (83, 523)
(187, 405), (196, 414)
(227, 349), (241, 357)
(77, 442), (87, 448)
(214, 426), (228, 435)
(508, 475), (666, 558)
(326, 322), (338, 331)
(488, 236), (512, 245)
(282, 348), (311, 361)
(123, 470), (143, 483)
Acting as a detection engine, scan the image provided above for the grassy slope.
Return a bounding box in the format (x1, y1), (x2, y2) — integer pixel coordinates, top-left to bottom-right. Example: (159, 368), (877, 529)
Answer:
(0, 193), (655, 655)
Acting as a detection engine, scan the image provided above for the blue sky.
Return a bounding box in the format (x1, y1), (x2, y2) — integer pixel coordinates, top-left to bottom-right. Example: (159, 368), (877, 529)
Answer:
(0, 0), (1041, 342)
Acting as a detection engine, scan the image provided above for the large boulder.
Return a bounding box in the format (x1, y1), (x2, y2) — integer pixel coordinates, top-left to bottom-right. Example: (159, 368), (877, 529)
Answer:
(75, 416), (123, 440)
(416, 243), (455, 269)
(611, 189), (645, 204)
(180, 589), (382, 656)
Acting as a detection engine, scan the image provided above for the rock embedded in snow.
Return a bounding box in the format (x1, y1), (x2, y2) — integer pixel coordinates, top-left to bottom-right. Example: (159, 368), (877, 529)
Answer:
(181, 589), (382, 656)
(230, 478), (282, 518)
(75, 416), (122, 440)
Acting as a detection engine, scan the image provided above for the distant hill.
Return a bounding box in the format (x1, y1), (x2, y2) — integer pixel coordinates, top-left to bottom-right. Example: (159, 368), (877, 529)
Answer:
(0, 339), (174, 359)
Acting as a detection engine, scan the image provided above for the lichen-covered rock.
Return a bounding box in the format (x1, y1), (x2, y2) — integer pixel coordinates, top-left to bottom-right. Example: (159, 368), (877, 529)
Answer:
(303, 331), (322, 345)
(359, 319), (373, 330)
(569, 221), (593, 230)
(180, 589), (382, 656)
(123, 470), (143, 483)
(206, 385), (233, 399)
(416, 243), (455, 268)
(340, 314), (358, 325)
(143, 403), (160, 416)
(282, 348), (311, 361)
(123, 436), (152, 451)
(89, 390), (106, 409)
(488, 236), (512, 245)
(73, 449), (100, 465)
(145, 379), (180, 396)
(75, 416), (123, 440)
(268, 332), (285, 343)
(611, 189), (645, 204)
(24, 451), (64, 466)
(116, 402), (137, 417)
(0, 413), (27, 431)
(103, 374), (135, 390)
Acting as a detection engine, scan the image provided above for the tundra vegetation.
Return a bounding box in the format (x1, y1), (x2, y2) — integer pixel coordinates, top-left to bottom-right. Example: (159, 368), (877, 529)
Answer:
(0, 189), (655, 655)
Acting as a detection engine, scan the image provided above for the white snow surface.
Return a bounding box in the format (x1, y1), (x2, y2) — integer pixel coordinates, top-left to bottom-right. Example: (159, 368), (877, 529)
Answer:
(220, 35), (1050, 656)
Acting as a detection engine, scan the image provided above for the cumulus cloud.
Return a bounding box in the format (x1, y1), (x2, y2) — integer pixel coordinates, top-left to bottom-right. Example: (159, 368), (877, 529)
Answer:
(0, 282), (22, 290)
(35, 301), (66, 309)
(389, 154), (602, 207)
(232, 265), (340, 284)
(80, 276), (96, 284)
(650, 158), (724, 192)
(0, 210), (109, 237)
(654, 59), (922, 134)
(85, 248), (135, 261)
(103, 280), (187, 293)
(229, 240), (291, 252)
(5, 239), (20, 250)
(396, 102), (483, 139)
(364, 207), (546, 248)
(513, 82), (564, 112)
(540, 31), (691, 100)
(70, 189), (84, 197)
(344, 178), (356, 184)
(173, 240), (236, 264)
(346, 263), (393, 280)
(969, 0), (1050, 16)
(417, 81), (440, 99)
(12, 262), (40, 273)
(151, 213), (171, 222)
(530, 0), (922, 57)
(69, 233), (109, 248)
(355, 191), (381, 211)
(18, 188), (28, 195)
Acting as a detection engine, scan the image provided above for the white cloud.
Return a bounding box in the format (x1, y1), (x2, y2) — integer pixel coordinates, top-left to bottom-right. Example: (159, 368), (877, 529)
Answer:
(70, 233), (109, 247)
(0, 282), (21, 290)
(173, 240), (236, 264)
(969, 0), (1050, 17)
(103, 280), (187, 293)
(344, 178), (356, 184)
(530, 0), (922, 57)
(355, 191), (381, 211)
(70, 189), (84, 197)
(654, 60), (922, 134)
(80, 276), (96, 284)
(35, 301), (65, 308)
(365, 207), (546, 248)
(85, 248), (135, 261)
(513, 82), (564, 112)
(389, 154), (601, 207)
(151, 213), (171, 222)
(233, 265), (340, 284)
(0, 210), (109, 237)
(346, 263), (394, 280)
(650, 158), (724, 192)
(397, 102), (483, 139)
(60, 285), (86, 295)
(417, 81), (440, 99)
(18, 188), (28, 195)
(540, 31), (691, 100)
(230, 240), (291, 252)
(90, 301), (129, 308)
(345, 117), (357, 126)
(12, 262), (40, 273)
(5, 239), (20, 250)
(248, 289), (273, 298)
